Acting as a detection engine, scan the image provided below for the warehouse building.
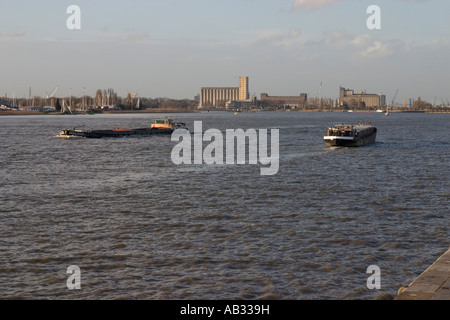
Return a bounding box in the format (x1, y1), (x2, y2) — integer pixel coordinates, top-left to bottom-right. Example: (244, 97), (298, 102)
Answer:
(200, 77), (249, 108)
(338, 87), (386, 109)
(260, 93), (308, 109)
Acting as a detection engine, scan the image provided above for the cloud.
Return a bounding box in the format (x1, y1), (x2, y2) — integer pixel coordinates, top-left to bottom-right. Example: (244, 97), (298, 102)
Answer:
(120, 33), (149, 42)
(351, 34), (371, 47)
(358, 39), (409, 59)
(291, 0), (344, 10)
(300, 30), (410, 61)
(304, 30), (360, 47)
(291, 0), (427, 10)
(324, 30), (352, 43)
(242, 28), (302, 47)
(0, 31), (25, 38)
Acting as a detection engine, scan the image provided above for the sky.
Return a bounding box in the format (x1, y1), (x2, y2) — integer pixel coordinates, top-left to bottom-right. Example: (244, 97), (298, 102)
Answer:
(1, 0), (449, 104)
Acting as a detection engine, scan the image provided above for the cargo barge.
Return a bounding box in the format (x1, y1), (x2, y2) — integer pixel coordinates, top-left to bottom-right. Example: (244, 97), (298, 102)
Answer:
(324, 123), (377, 147)
(58, 118), (187, 139)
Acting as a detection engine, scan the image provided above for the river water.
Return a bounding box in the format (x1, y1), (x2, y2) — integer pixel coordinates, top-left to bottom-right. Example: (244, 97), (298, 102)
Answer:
(0, 111), (448, 300)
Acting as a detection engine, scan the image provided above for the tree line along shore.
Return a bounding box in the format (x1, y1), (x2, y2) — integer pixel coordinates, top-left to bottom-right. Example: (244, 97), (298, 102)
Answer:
(1, 87), (449, 115)
(1, 107), (449, 116)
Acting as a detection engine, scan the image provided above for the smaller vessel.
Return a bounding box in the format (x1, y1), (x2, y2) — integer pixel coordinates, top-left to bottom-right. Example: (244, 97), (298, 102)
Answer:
(324, 123), (377, 147)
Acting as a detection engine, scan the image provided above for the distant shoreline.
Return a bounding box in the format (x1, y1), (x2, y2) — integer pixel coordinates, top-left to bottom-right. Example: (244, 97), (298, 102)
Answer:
(0, 109), (196, 116)
(0, 109), (449, 116)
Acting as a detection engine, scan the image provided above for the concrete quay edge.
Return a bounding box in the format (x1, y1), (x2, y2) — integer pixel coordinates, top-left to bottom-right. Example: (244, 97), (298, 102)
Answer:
(396, 247), (450, 300)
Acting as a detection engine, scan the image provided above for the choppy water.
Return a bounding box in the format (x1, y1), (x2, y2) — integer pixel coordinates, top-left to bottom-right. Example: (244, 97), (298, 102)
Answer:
(0, 111), (448, 300)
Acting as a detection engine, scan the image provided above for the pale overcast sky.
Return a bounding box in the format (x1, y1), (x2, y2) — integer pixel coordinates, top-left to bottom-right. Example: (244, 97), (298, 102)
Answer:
(1, 0), (449, 103)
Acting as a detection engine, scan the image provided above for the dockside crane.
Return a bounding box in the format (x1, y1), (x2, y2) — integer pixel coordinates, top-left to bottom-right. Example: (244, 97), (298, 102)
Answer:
(133, 89), (140, 109)
(45, 86), (59, 107)
(46, 86), (59, 99)
(391, 89), (398, 108)
(125, 89), (141, 109)
(316, 82), (323, 107)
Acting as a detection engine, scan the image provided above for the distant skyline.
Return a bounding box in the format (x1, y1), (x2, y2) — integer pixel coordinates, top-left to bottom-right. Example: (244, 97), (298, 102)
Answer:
(1, 0), (449, 104)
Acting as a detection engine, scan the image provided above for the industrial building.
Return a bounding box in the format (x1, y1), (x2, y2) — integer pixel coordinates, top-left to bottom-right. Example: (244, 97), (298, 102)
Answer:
(260, 93), (308, 109)
(0, 100), (16, 109)
(200, 76), (249, 108)
(338, 87), (386, 109)
(238, 76), (249, 101)
(226, 97), (257, 110)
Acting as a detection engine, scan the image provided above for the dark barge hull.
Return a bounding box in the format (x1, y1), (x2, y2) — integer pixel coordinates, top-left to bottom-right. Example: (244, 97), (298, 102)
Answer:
(60, 127), (174, 139)
(324, 133), (376, 147)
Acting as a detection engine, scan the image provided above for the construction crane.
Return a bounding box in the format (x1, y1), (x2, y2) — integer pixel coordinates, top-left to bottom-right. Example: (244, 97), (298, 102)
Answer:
(46, 86), (59, 99)
(316, 82), (323, 107)
(317, 82), (323, 98)
(134, 90), (140, 109)
(126, 89), (141, 109)
(432, 96), (437, 107)
(391, 89), (398, 107)
(45, 86), (59, 107)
